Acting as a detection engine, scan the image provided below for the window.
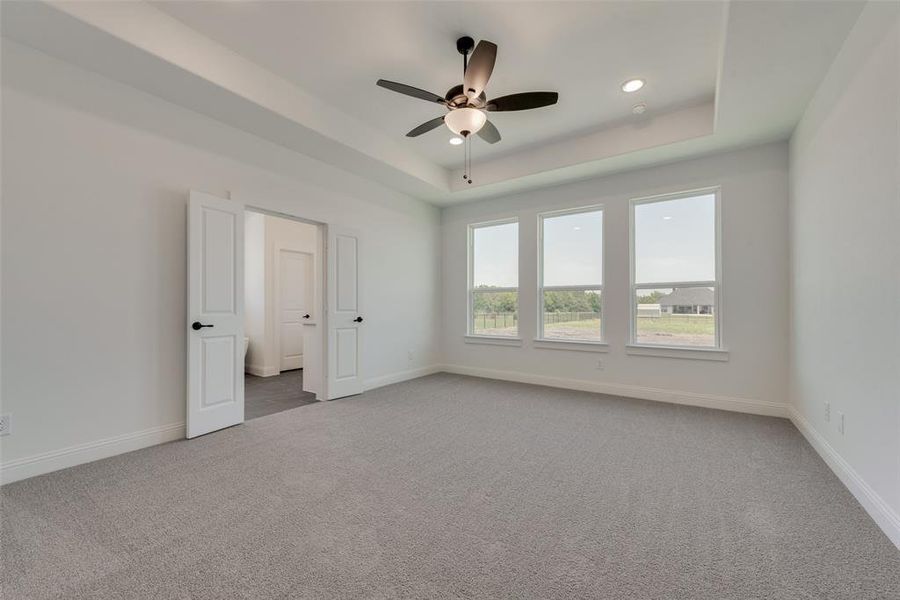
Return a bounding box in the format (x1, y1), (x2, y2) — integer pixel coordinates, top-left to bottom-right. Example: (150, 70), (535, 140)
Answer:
(468, 220), (518, 337)
(539, 207), (604, 342)
(631, 189), (720, 348)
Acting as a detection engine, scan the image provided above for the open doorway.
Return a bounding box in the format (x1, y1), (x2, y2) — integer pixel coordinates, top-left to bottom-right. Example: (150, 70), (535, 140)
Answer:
(187, 191), (364, 438)
(243, 209), (324, 420)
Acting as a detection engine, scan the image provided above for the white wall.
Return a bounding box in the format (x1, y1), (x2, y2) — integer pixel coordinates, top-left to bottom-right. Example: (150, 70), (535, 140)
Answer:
(442, 143), (790, 414)
(0, 41), (442, 481)
(788, 2), (900, 547)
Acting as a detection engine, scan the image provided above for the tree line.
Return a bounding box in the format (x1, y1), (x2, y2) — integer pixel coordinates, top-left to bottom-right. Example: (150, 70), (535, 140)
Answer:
(473, 286), (668, 314)
(474, 286), (601, 314)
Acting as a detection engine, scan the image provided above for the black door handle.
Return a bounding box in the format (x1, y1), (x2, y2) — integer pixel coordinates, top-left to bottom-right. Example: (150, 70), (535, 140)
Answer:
(353, 316), (364, 323)
(192, 321), (214, 331)
(303, 314), (311, 319)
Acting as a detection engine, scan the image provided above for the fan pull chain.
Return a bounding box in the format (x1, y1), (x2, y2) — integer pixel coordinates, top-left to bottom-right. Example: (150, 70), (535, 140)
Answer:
(461, 136), (473, 185)
(462, 136), (467, 181)
(467, 137), (473, 184)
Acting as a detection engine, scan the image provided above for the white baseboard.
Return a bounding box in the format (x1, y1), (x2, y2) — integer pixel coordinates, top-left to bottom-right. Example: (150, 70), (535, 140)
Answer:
(1, 422), (185, 486)
(0, 365), (441, 485)
(439, 364), (789, 418)
(789, 407), (900, 550)
(245, 364), (279, 377)
(7, 370), (896, 551)
(364, 365), (442, 391)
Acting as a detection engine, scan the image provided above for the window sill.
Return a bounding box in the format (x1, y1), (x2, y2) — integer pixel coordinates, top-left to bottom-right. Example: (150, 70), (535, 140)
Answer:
(533, 339), (609, 353)
(625, 344), (729, 361)
(464, 335), (523, 347)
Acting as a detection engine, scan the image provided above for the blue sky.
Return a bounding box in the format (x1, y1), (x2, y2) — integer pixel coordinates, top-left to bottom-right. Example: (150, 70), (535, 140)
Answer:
(473, 222), (518, 287)
(473, 193), (715, 288)
(635, 193), (715, 283)
(543, 210), (603, 286)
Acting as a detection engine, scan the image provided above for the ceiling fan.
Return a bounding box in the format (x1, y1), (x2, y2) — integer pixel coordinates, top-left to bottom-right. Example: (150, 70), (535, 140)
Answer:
(376, 36), (558, 181)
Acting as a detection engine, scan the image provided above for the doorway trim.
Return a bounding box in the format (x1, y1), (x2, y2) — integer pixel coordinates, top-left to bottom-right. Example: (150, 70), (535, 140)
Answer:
(244, 206), (329, 400)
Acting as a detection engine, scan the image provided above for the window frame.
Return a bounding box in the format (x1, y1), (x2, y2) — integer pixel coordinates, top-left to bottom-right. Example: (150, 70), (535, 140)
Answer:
(628, 187), (725, 351)
(537, 205), (606, 345)
(467, 217), (521, 341)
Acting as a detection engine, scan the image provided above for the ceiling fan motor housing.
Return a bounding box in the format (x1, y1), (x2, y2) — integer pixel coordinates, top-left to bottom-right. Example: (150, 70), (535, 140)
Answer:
(445, 84), (486, 109)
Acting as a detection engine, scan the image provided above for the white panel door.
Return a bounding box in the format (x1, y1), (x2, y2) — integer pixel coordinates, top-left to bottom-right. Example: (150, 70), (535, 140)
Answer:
(326, 226), (363, 399)
(187, 191), (244, 438)
(278, 249), (312, 372)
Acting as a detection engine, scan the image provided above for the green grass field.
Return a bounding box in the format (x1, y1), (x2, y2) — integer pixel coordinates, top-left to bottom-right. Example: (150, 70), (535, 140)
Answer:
(474, 313), (715, 346)
(636, 315), (715, 346)
(544, 318), (602, 340)
(636, 315), (714, 335)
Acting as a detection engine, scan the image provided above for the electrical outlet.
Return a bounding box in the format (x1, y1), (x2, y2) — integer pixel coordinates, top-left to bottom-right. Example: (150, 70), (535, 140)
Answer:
(596, 359), (604, 371)
(837, 412), (845, 435)
(407, 350), (415, 363)
(824, 401), (831, 422)
(0, 414), (11, 436)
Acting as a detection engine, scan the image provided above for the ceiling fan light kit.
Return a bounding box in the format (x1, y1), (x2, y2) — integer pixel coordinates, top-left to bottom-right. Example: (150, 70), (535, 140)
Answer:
(444, 107), (487, 136)
(376, 35), (559, 183)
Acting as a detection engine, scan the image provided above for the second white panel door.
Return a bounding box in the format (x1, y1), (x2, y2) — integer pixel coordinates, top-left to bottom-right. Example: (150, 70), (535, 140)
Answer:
(326, 226), (363, 399)
(278, 249), (313, 372)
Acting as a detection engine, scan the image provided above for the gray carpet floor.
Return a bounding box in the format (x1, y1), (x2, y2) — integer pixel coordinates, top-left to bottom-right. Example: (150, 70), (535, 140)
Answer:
(244, 369), (319, 420)
(3, 373), (899, 599)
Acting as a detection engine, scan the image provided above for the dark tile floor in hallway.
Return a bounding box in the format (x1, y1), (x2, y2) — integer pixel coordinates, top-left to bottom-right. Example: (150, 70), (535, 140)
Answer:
(244, 369), (319, 420)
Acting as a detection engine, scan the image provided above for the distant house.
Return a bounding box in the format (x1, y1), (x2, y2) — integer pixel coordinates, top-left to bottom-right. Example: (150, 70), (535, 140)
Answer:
(659, 288), (715, 314)
(637, 304), (661, 318)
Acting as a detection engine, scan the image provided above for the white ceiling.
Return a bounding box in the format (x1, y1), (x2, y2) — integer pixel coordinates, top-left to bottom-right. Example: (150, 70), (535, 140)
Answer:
(151, 1), (724, 169)
(2, 1), (865, 205)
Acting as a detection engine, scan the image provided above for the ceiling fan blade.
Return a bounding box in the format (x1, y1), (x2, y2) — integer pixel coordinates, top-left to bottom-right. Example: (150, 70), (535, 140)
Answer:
(463, 40), (497, 99)
(477, 120), (501, 144)
(377, 79), (446, 105)
(487, 91), (558, 112)
(406, 115), (446, 137)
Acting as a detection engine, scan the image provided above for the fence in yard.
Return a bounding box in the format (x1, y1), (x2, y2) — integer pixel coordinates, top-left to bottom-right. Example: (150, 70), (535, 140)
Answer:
(475, 311), (714, 331)
(543, 311), (600, 325)
(474, 312), (603, 330)
(473, 313), (518, 330)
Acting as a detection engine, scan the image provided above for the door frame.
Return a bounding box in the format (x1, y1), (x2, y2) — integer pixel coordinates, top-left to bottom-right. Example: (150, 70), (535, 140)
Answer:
(245, 206), (329, 400)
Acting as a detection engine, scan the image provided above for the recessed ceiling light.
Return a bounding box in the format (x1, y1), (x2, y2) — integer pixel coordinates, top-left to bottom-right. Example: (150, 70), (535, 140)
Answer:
(632, 103), (647, 115)
(621, 78), (645, 93)
(663, 216), (673, 220)
(449, 137), (464, 145)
